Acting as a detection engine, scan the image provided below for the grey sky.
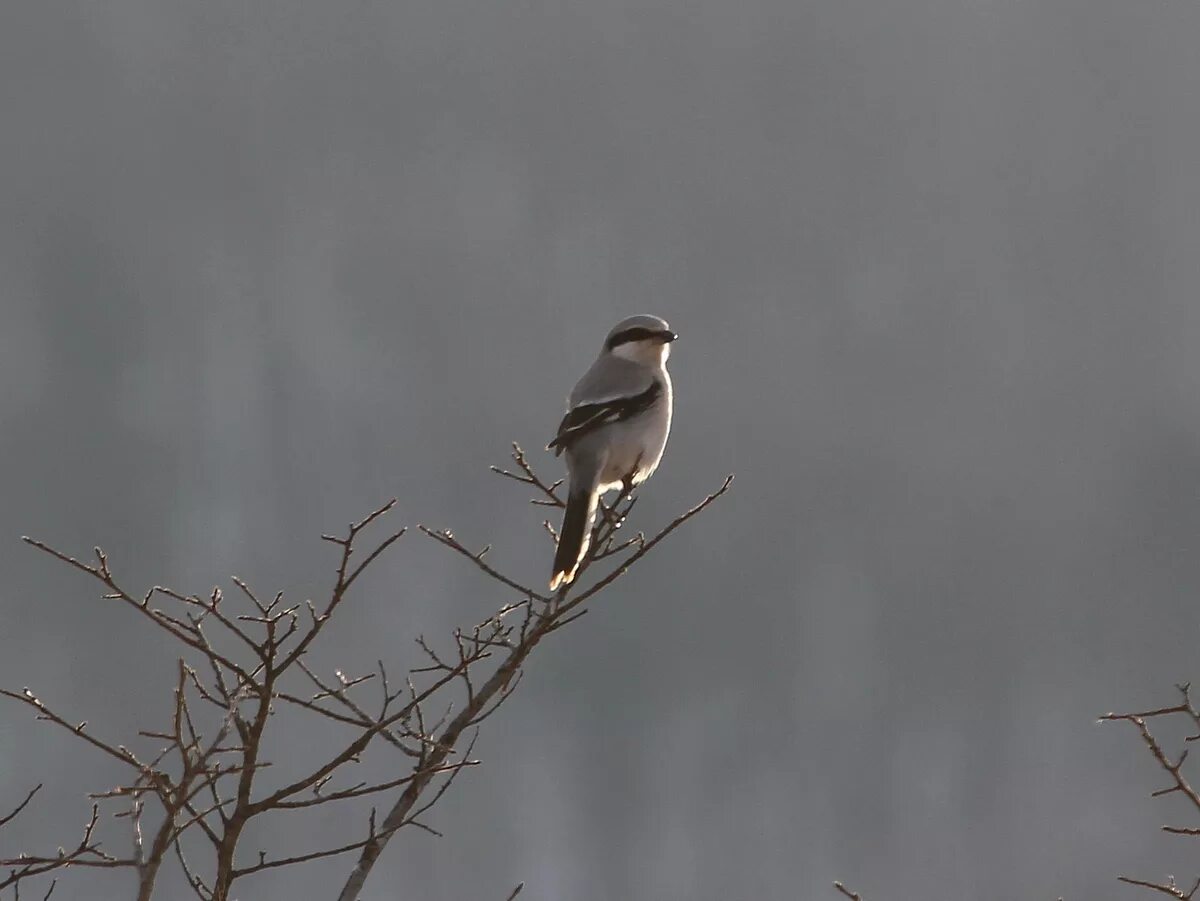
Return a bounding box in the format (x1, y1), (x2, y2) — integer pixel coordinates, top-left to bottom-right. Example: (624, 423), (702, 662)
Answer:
(4, 1), (1200, 898)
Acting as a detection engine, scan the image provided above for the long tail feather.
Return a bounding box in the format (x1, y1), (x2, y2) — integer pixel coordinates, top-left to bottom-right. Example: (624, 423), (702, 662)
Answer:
(550, 489), (595, 590)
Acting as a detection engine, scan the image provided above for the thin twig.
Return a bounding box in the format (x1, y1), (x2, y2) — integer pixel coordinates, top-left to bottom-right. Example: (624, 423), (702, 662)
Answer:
(0, 785), (42, 829)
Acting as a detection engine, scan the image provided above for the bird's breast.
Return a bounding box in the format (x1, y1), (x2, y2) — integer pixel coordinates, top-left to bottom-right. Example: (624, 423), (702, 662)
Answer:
(595, 376), (672, 490)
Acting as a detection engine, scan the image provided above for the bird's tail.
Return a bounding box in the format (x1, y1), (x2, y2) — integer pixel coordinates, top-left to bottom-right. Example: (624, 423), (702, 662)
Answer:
(550, 487), (597, 591)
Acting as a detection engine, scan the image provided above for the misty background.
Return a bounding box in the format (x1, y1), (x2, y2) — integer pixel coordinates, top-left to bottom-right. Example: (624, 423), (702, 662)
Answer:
(3, 1), (1200, 898)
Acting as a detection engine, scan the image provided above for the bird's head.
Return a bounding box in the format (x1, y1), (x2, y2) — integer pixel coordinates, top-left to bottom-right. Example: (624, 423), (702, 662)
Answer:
(602, 314), (678, 366)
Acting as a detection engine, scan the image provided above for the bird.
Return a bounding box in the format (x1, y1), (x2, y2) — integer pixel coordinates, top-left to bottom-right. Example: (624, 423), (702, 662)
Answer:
(547, 314), (678, 590)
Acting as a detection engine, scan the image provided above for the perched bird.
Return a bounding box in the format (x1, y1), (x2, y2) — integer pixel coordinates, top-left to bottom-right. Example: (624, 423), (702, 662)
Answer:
(547, 314), (678, 590)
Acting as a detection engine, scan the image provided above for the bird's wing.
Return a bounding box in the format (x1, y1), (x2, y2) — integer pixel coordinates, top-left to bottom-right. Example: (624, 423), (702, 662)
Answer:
(548, 360), (660, 455)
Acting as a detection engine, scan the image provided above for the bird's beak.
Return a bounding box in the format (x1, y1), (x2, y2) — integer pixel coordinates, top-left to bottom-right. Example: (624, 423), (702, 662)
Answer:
(659, 330), (679, 343)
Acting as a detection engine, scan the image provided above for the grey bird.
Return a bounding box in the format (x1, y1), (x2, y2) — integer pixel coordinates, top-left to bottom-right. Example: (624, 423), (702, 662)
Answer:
(547, 314), (678, 590)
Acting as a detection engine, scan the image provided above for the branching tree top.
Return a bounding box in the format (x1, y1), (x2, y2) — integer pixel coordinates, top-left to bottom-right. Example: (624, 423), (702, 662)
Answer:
(1, 444), (732, 901)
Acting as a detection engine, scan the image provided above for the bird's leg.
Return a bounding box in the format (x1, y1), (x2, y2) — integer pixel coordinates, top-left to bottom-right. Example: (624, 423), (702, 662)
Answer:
(594, 458), (643, 548)
(623, 452), (645, 495)
(612, 456), (643, 530)
(615, 478), (635, 527)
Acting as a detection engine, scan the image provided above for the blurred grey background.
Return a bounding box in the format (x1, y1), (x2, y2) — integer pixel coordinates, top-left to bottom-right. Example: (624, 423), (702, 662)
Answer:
(3, 1), (1200, 898)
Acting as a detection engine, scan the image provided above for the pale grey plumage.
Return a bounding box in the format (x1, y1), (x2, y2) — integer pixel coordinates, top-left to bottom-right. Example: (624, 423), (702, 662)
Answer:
(548, 314), (677, 590)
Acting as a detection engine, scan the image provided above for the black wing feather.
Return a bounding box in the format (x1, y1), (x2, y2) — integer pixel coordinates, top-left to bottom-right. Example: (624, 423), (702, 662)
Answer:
(547, 381), (662, 455)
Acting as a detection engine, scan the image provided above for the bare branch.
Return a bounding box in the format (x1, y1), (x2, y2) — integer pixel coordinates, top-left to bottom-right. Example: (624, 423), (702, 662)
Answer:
(1, 805), (134, 891)
(174, 840), (213, 901)
(1105, 682), (1200, 899)
(1118, 875), (1200, 900)
(0, 785), (41, 829)
(231, 811), (378, 879)
(20, 537), (261, 689)
(10, 449), (730, 901)
(417, 526), (549, 603)
(565, 473), (734, 611)
(490, 443), (565, 508)
(335, 471), (733, 901)
(0, 688), (148, 773)
(270, 759), (478, 810)
(1100, 712), (1200, 813)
